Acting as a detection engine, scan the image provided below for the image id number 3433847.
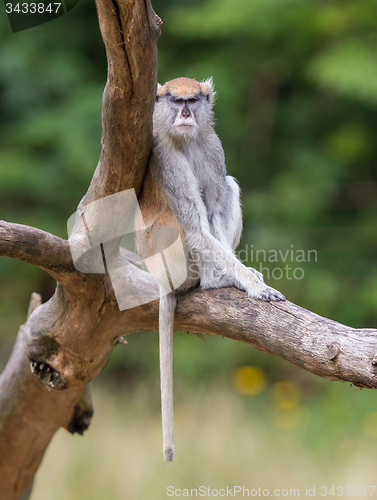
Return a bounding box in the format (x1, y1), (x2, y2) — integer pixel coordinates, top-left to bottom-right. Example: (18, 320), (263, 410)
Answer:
(321, 485), (376, 496)
(5, 2), (61, 13)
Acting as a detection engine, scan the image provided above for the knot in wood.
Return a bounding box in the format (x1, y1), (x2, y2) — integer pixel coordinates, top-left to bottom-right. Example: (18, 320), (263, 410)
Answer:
(327, 342), (341, 361)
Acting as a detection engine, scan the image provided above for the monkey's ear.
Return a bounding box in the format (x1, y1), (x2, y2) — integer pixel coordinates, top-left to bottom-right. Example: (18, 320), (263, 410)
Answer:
(200, 77), (216, 105)
(156, 83), (162, 101)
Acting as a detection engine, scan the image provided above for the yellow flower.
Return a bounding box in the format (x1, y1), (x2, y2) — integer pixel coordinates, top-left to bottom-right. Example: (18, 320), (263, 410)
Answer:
(271, 380), (301, 409)
(232, 366), (267, 396)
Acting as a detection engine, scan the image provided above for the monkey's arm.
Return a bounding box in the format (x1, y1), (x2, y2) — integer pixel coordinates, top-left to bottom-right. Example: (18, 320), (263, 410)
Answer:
(157, 154), (284, 301)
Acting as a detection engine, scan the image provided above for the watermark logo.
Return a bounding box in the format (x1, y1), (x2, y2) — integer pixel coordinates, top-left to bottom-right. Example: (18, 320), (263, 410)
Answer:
(4, 0), (78, 33)
(236, 245), (317, 281)
(67, 189), (188, 311)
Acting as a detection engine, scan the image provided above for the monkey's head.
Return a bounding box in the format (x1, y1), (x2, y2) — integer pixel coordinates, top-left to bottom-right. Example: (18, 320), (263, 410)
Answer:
(154, 77), (215, 140)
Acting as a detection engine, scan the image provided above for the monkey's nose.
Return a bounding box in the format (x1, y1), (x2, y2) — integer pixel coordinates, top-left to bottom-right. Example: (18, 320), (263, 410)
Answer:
(182, 103), (190, 118)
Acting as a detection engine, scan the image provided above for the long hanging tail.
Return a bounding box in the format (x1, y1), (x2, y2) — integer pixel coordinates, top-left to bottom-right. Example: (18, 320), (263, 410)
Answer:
(159, 291), (177, 463)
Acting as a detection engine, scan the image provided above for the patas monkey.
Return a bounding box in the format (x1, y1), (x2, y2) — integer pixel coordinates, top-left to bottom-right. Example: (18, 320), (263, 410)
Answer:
(135, 77), (285, 463)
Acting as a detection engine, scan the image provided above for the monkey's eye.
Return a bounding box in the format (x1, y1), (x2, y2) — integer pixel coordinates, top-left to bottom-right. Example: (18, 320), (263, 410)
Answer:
(188, 98), (198, 104)
(172, 98), (184, 104)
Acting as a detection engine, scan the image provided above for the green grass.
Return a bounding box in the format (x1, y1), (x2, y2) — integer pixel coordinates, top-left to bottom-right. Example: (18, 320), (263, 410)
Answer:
(30, 379), (377, 500)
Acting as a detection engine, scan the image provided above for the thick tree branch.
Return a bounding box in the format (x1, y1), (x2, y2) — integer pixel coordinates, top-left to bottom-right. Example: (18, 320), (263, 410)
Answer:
(21, 260), (377, 393)
(0, 0), (161, 497)
(0, 221), (83, 289)
(111, 266), (377, 389)
(0, 322), (85, 500)
(80, 0), (161, 207)
(173, 288), (377, 389)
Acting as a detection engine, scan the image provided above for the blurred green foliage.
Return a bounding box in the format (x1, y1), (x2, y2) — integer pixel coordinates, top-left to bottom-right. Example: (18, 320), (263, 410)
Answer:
(1, 0), (377, 390)
(28, 382), (377, 499)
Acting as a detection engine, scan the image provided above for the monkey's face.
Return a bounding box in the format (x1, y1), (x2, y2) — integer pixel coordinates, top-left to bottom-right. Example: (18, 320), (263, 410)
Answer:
(154, 94), (213, 140)
(170, 95), (200, 134)
(154, 77), (215, 141)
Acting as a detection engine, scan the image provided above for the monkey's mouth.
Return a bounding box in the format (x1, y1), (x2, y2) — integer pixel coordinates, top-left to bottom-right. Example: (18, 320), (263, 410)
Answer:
(176, 123), (196, 134)
(175, 118), (196, 130)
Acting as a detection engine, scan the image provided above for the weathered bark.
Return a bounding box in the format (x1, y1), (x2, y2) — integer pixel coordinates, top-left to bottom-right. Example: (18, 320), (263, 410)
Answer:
(0, 0), (161, 498)
(0, 0), (376, 499)
(82, 0), (161, 205)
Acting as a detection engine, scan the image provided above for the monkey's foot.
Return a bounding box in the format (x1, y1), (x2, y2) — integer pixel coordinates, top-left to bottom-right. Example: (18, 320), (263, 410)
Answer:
(256, 286), (285, 302)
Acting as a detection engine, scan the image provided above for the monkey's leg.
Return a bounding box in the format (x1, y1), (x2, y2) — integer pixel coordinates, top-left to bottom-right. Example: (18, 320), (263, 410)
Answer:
(224, 176), (243, 251)
(219, 176), (265, 283)
(160, 162), (284, 300)
(159, 291), (177, 463)
(200, 176), (261, 287)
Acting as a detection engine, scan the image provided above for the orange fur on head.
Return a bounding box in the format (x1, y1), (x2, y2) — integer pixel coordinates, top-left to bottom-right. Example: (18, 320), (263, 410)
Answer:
(157, 77), (212, 99)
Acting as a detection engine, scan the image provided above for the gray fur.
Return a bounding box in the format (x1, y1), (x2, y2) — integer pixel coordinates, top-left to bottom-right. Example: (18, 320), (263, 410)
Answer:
(153, 81), (284, 300)
(159, 292), (176, 463)
(146, 77), (285, 462)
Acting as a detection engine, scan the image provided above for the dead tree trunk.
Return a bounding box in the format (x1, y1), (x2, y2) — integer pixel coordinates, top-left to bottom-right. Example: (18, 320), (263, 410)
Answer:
(0, 1), (377, 499)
